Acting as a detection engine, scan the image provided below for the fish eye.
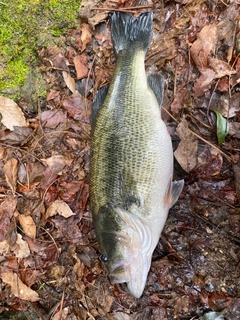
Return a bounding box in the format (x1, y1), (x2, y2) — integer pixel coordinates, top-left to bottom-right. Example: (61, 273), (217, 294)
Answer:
(101, 255), (108, 263)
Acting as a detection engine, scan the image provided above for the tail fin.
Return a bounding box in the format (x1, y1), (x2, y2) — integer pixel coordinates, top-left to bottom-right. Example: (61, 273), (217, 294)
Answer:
(110, 12), (153, 55)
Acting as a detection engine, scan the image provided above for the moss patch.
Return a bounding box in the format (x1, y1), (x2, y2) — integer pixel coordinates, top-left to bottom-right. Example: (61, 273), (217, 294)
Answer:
(0, 0), (80, 92)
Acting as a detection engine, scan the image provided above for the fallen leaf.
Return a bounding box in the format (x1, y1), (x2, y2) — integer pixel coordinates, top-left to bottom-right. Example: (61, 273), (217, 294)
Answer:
(62, 91), (90, 122)
(197, 147), (223, 176)
(214, 110), (229, 144)
(0, 97), (28, 131)
(46, 200), (76, 218)
(11, 233), (30, 259)
(193, 68), (215, 98)
(52, 307), (69, 320)
(0, 240), (10, 255)
(18, 214), (36, 239)
(190, 24), (217, 72)
(0, 198), (17, 242)
(174, 117), (198, 172)
(229, 122), (240, 138)
(41, 155), (72, 175)
(0, 126), (33, 146)
(40, 110), (67, 128)
(62, 71), (76, 93)
(171, 87), (189, 117)
(3, 158), (18, 195)
(73, 54), (89, 79)
(0, 269), (39, 301)
(209, 58), (236, 78)
(80, 23), (92, 51)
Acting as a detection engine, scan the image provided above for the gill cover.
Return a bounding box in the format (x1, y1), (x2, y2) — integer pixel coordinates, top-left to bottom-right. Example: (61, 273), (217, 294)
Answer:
(112, 207), (154, 298)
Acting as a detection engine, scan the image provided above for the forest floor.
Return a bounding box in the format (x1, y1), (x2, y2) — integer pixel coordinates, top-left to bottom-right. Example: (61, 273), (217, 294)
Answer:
(0, 0), (239, 319)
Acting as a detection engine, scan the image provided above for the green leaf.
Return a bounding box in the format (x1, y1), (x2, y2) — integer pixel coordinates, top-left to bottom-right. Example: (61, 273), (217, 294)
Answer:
(214, 110), (229, 144)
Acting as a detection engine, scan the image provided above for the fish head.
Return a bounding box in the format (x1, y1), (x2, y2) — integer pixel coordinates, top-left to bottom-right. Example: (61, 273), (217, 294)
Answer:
(97, 206), (154, 298)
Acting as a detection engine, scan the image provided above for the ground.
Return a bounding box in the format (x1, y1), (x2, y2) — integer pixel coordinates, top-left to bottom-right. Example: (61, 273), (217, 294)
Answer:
(0, 0), (239, 319)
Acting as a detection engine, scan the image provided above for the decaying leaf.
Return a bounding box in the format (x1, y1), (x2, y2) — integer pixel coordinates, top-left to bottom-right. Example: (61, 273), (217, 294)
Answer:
(190, 24), (217, 71)
(73, 54), (89, 79)
(40, 110), (67, 128)
(3, 158), (18, 195)
(11, 233), (30, 259)
(209, 58), (236, 78)
(214, 110), (229, 144)
(174, 117), (198, 172)
(18, 214), (36, 239)
(41, 155), (72, 175)
(193, 68), (215, 98)
(0, 240), (10, 255)
(62, 71), (76, 93)
(80, 23), (92, 51)
(0, 97), (28, 131)
(46, 200), (76, 218)
(0, 269), (39, 301)
(52, 307), (69, 320)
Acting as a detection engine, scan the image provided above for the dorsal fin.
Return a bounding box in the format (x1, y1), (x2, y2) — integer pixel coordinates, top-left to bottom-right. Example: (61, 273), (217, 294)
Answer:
(147, 73), (165, 107)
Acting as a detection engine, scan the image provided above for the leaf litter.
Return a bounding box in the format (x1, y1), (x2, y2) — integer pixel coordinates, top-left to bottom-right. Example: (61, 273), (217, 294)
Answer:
(0, 0), (240, 319)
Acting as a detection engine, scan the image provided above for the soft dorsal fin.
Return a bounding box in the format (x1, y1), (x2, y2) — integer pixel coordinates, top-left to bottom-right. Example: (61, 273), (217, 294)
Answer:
(91, 84), (109, 126)
(147, 73), (165, 107)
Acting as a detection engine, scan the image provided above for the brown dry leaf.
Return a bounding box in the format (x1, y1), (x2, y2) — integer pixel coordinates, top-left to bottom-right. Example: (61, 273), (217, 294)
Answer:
(11, 233), (30, 259)
(0, 97), (28, 131)
(73, 54), (89, 79)
(62, 91), (90, 123)
(209, 57), (236, 78)
(229, 122), (240, 138)
(81, 23), (92, 51)
(52, 307), (69, 320)
(193, 68), (215, 98)
(40, 110), (67, 128)
(171, 87), (189, 117)
(18, 214), (36, 239)
(174, 117), (198, 172)
(0, 126), (33, 146)
(3, 158), (18, 195)
(41, 155), (72, 175)
(62, 71), (76, 93)
(0, 240), (10, 255)
(46, 200), (76, 218)
(0, 269), (39, 301)
(0, 198), (17, 242)
(190, 24), (217, 71)
(197, 148), (223, 176)
(108, 313), (132, 320)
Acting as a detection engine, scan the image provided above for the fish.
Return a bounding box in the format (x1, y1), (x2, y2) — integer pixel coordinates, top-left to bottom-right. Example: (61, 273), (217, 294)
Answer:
(90, 11), (184, 298)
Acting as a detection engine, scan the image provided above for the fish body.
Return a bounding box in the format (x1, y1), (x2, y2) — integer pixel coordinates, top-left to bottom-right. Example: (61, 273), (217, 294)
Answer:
(90, 12), (184, 298)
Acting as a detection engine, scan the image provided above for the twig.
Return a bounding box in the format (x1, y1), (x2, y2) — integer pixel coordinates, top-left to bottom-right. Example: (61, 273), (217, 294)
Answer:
(162, 106), (232, 162)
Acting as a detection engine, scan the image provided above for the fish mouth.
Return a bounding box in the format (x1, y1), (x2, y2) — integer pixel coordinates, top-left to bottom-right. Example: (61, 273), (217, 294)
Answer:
(108, 254), (152, 298)
(109, 259), (130, 284)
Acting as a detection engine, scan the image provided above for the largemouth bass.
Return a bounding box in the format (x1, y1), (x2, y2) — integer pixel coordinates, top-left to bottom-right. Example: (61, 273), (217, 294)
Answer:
(90, 12), (184, 298)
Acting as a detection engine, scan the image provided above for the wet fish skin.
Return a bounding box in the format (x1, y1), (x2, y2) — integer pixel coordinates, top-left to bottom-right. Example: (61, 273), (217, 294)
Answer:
(90, 12), (184, 298)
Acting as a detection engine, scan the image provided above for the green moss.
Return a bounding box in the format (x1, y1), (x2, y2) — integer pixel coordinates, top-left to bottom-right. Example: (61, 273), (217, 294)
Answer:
(0, 0), (80, 92)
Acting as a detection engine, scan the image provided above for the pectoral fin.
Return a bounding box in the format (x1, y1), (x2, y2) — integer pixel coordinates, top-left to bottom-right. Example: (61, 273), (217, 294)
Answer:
(164, 179), (184, 208)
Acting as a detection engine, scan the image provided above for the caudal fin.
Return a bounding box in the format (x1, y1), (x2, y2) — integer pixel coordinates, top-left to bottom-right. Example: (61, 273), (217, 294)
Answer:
(110, 12), (153, 55)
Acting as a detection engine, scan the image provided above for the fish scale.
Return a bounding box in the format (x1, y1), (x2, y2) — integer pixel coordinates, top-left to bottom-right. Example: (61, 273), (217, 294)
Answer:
(90, 12), (184, 298)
